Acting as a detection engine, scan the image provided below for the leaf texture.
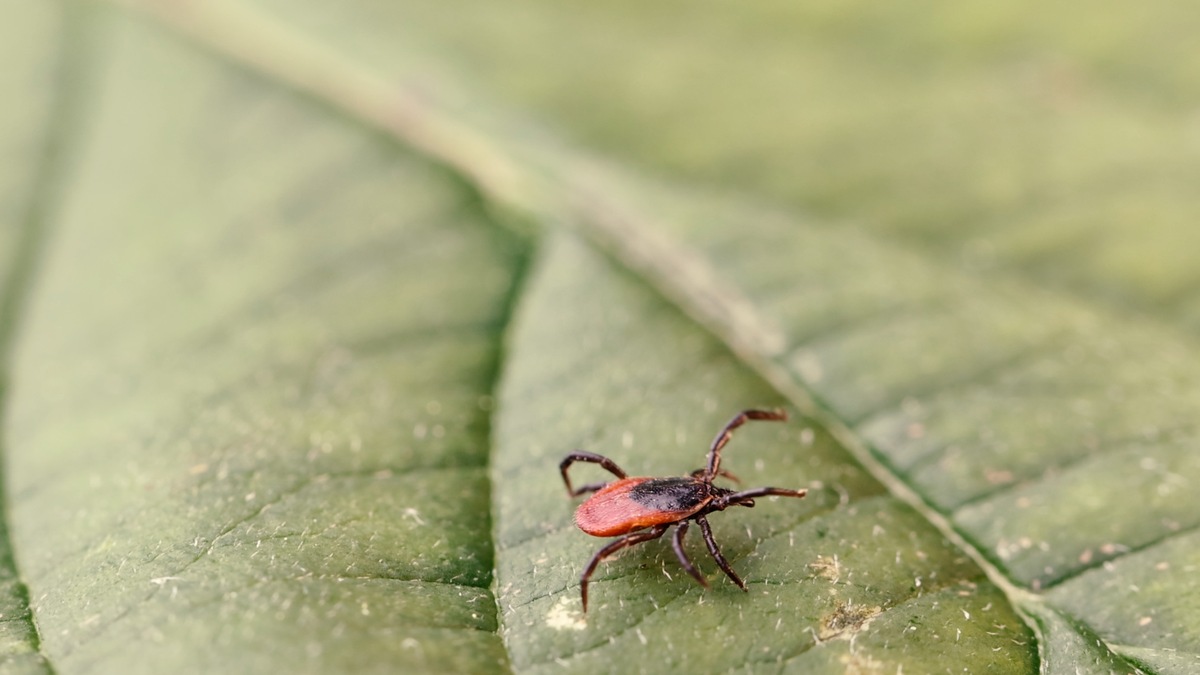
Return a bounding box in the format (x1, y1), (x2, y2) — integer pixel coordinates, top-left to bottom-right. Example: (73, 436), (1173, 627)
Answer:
(0, 0), (1196, 673)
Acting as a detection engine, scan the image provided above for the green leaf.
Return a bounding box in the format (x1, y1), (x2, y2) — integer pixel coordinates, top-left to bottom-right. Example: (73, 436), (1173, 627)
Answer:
(493, 233), (1034, 672)
(6, 5), (521, 672)
(4, 0), (1199, 673)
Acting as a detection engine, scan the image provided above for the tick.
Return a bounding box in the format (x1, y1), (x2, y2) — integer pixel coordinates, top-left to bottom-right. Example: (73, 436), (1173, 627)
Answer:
(560, 408), (807, 611)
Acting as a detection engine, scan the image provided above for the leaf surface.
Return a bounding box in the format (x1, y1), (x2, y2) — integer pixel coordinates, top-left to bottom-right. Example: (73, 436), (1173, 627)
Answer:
(493, 233), (1033, 672)
(5, 6), (522, 673)
(1, 1), (1197, 673)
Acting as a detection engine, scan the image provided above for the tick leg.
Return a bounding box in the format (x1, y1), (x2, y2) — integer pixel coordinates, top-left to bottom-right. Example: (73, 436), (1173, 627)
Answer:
(691, 467), (741, 484)
(560, 451), (628, 497)
(704, 409), (787, 481)
(696, 515), (746, 591)
(723, 486), (807, 508)
(579, 525), (668, 612)
(671, 522), (708, 588)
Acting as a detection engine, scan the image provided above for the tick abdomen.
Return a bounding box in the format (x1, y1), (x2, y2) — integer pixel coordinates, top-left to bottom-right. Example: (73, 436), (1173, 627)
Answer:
(574, 476), (710, 537)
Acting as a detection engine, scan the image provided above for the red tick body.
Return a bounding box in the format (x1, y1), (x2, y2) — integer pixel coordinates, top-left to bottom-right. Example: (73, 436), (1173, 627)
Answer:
(574, 477), (711, 537)
(559, 409), (807, 612)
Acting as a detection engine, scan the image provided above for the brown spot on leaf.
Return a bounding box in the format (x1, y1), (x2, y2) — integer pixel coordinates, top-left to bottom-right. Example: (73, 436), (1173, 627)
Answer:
(819, 601), (882, 641)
